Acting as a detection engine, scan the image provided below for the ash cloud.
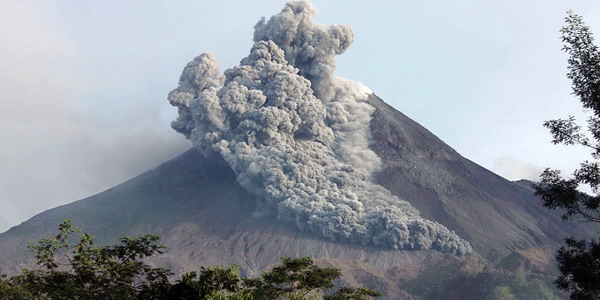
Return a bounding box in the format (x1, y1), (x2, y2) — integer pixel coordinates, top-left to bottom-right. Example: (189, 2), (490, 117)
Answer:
(168, 1), (471, 255)
(168, 53), (224, 138)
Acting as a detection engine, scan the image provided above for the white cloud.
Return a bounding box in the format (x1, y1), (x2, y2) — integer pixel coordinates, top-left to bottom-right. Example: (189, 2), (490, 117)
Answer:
(492, 156), (543, 181)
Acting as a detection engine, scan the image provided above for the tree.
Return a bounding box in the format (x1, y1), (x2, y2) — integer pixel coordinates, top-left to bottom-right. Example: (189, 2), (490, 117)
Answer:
(1, 219), (172, 299)
(534, 10), (600, 300)
(0, 220), (382, 299)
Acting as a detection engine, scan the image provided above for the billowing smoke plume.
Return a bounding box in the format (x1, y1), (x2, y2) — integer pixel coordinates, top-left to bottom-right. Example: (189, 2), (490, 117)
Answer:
(168, 53), (224, 138)
(168, 2), (472, 255)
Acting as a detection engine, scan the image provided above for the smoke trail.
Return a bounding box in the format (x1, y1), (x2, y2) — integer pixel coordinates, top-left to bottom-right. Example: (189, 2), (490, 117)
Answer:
(168, 2), (472, 255)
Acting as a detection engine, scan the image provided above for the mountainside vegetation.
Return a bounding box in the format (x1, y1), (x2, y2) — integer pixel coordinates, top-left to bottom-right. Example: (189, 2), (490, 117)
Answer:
(0, 220), (565, 300)
(0, 220), (382, 300)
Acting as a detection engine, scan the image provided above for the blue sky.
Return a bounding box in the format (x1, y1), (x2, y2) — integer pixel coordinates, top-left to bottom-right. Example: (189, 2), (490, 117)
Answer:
(1, 0), (599, 232)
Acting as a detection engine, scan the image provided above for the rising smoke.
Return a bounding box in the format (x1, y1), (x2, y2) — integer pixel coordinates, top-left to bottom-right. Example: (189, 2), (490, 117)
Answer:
(168, 1), (472, 255)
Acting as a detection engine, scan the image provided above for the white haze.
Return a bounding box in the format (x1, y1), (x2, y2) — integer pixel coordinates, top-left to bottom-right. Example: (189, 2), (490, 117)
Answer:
(169, 2), (471, 255)
(0, 1), (189, 232)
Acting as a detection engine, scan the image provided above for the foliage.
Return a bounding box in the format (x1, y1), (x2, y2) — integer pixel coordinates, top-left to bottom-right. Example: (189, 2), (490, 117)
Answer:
(164, 266), (242, 299)
(555, 239), (600, 299)
(533, 10), (600, 300)
(1, 219), (172, 299)
(242, 257), (341, 299)
(0, 220), (381, 299)
(324, 287), (384, 300)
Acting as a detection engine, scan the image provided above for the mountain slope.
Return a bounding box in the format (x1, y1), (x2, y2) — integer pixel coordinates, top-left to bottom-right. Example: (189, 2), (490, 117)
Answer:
(368, 94), (583, 260)
(0, 145), (433, 274)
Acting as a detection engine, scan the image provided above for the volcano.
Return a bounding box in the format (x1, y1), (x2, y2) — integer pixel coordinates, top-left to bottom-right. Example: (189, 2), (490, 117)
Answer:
(0, 2), (593, 299)
(0, 94), (588, 298)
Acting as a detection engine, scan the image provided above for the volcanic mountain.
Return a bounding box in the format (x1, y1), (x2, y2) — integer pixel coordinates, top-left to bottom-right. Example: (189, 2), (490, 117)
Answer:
(0, 94), (589, 299)
(0, 2), (593, 298)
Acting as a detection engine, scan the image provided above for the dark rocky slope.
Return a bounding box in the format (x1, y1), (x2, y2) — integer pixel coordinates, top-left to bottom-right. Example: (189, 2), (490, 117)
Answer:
(368, 94), (587, 260)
